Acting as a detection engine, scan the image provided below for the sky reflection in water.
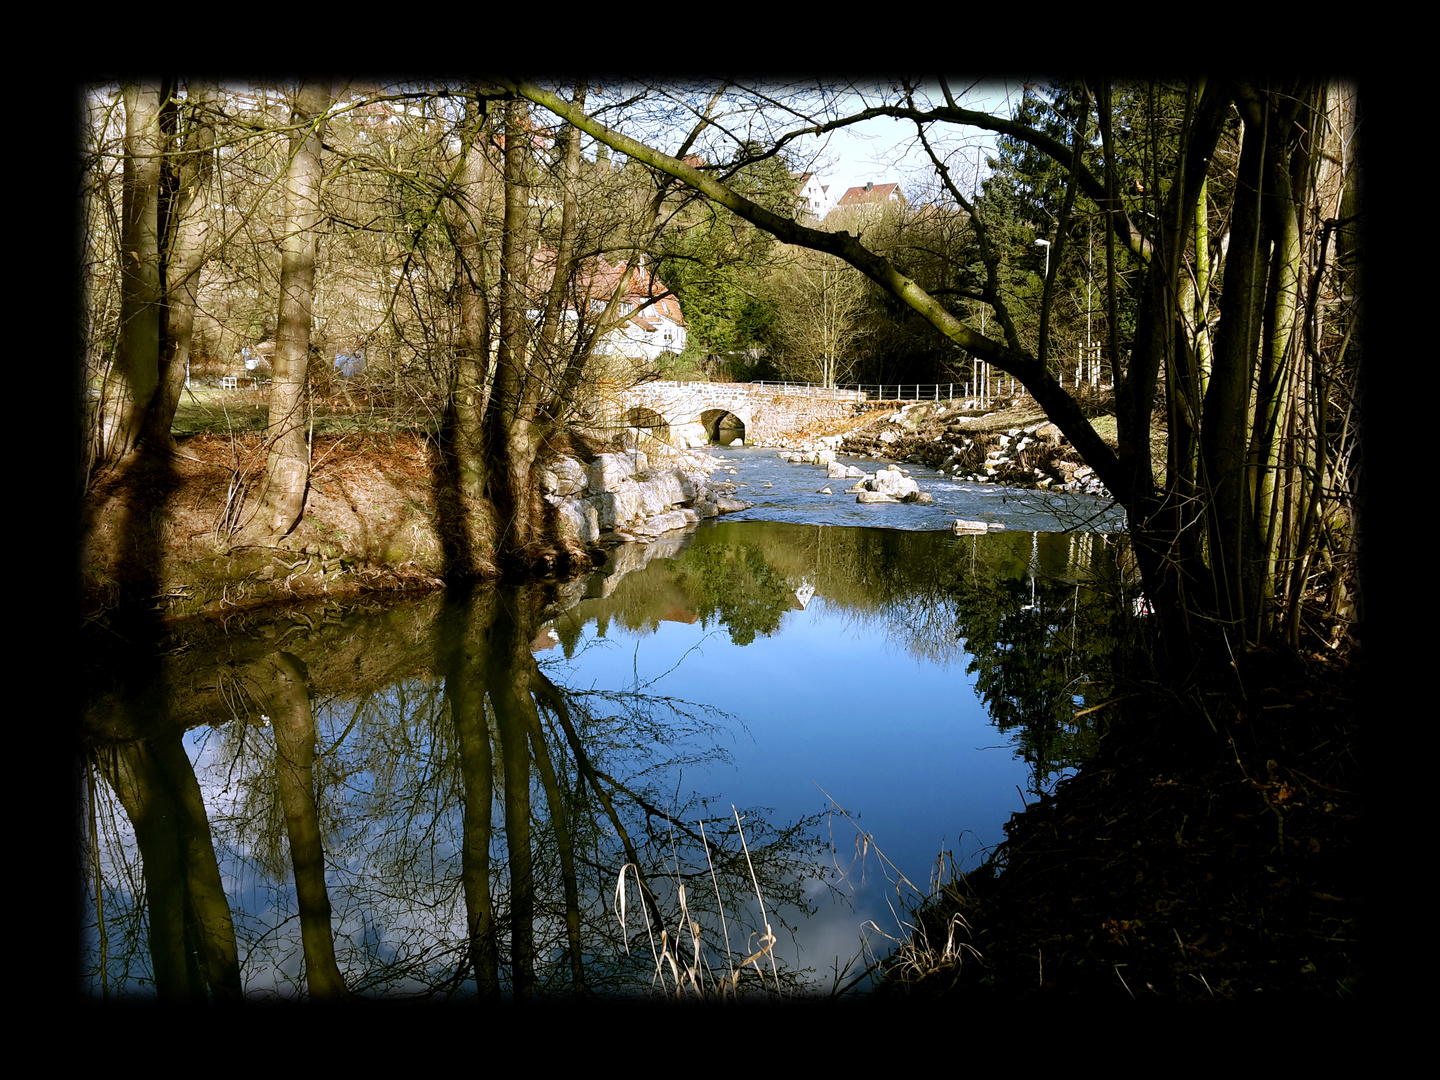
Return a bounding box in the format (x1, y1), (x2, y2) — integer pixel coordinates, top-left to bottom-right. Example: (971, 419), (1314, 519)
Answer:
(83, 448), (1129, 998)
(528, 442), (1130, 988)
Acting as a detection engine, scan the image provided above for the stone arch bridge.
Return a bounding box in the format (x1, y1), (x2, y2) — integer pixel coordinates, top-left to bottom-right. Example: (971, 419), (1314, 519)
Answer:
(591, 380), (873, 448)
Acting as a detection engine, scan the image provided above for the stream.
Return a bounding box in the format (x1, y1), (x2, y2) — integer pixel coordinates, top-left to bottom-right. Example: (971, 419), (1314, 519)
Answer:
(80, 448), (1142, 999)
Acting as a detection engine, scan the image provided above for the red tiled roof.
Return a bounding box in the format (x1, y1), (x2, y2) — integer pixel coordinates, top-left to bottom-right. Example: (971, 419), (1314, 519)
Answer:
(836, 182), (905, 205)
(531, 248), (686, 326)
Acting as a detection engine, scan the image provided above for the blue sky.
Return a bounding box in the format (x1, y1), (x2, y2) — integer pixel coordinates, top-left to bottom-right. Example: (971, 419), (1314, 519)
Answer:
(589, 79), (1027, 206)
(797, 80), (1023, 201)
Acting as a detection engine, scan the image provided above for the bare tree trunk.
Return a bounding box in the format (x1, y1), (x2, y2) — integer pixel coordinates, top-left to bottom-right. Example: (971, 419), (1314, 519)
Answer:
(1199, 93), (1266, 637)
(483, 98), (549, 572)
(447, 90), (499, 576)
(534, 84), (587, 365)
(1249, 158), (1304, 640)
(100, 81), (168, 467)
(264, 650), (348, 1000)
(238, 82), (329, 545)
(96, 734), (243, 1001)
(142, 82), (217, 453)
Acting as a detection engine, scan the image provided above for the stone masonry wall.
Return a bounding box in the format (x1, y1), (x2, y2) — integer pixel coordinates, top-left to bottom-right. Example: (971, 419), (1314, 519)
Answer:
(744, 391), (861, 445)
(593, 381), (868, 447)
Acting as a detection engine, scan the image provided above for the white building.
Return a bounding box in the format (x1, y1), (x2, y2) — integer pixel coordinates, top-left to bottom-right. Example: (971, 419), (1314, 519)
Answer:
(595, 290), (688, 361)
(536, 250), (688, 362)
(795, 172), (837, 220)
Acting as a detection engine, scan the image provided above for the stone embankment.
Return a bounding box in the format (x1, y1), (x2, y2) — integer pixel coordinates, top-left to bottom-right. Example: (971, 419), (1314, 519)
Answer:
(829, 401), (1113, 499)
(541, 433), (753, 547)
(82, 427), (754, 624)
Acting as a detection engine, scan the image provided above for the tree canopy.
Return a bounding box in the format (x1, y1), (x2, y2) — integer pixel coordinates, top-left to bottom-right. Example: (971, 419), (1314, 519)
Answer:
(81, 78), (1364, 696)
(507, 77), (1362, 694)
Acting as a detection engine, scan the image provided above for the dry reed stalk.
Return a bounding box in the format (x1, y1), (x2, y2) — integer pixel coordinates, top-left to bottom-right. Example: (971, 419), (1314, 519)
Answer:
(816, 784), (982, 989)
(614, 806), (782, 1001)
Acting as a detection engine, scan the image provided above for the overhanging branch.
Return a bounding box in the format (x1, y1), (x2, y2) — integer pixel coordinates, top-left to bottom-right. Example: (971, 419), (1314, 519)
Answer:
(503, 77), (1129, 502)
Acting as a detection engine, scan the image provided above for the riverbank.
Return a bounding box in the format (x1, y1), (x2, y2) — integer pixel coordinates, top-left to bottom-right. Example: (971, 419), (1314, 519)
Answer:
(80, 397), (1123, 624)
(830, 399), (1129, 499)
(77, 411), (1363, 1003)
(873, 647), (1362, 1001)
(80, 429), (756, 623)
(83, 432), (450, 622)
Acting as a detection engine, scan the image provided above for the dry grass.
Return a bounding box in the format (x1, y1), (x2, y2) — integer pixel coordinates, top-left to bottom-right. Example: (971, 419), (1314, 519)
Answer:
(818, 785), (983, 995)
(614, 807), (783, 1001)
(877, 910), (984, 991)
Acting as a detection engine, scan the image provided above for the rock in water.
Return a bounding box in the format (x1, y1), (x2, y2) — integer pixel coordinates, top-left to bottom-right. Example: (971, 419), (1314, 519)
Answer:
(952, 518), (990, 534)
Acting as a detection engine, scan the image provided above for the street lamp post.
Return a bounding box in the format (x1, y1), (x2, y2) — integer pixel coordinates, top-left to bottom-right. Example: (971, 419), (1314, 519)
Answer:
(1035, 238), (1052, 387)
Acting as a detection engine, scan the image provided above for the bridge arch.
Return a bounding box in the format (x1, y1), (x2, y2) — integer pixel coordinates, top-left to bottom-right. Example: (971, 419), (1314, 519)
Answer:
(610, 380), (867, 447)
(701, 407), (746, 446)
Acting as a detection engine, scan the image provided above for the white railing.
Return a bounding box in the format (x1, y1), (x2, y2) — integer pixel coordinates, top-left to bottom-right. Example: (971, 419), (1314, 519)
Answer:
(620, 379), (972, 404)
(620, 379), (751, 395)
(600, 376), (1112, 406)
(751, 379), (1111, 403)
(751, 381), (957, 402)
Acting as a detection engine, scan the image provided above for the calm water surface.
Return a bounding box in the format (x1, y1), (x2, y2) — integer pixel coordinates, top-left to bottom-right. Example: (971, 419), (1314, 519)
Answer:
(81, 450), (1138, 999)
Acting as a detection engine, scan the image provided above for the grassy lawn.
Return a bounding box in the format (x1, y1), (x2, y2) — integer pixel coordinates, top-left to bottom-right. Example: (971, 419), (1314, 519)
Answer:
(1076, 413), (1170, 474)
(173, 387), (270, 436)
(173, 385), (437, 438)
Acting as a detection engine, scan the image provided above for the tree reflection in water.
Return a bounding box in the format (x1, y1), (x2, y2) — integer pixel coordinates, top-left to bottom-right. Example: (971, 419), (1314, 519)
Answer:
(81, 586), (828, 1000)
(80, 524), (1139, 999)
(950, 530), (1140, 797)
